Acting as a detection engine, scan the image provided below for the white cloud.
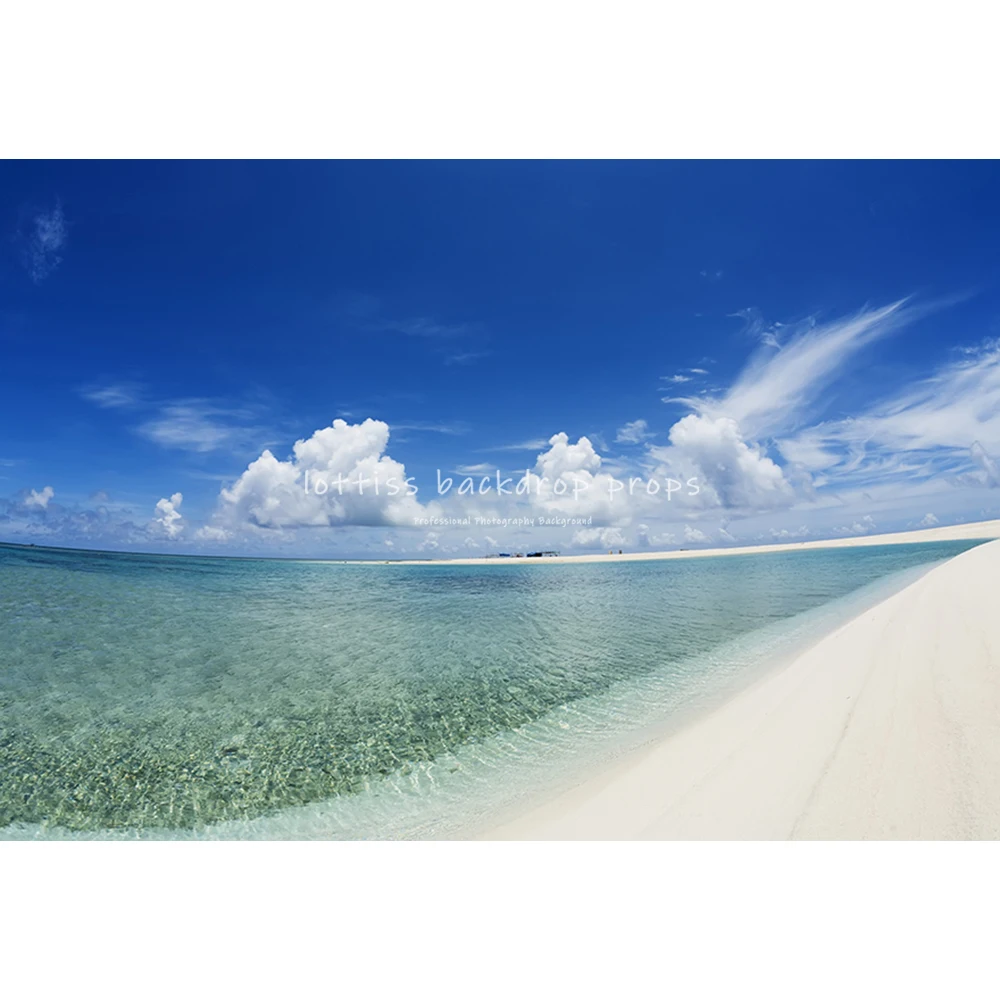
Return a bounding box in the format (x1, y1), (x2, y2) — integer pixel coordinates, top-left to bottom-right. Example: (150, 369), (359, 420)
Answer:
(489, 438), (551, 452)
(616, 419), (651, 444)
(969, 441), (1000, 487)
(646, 302), (940, 518)
(770, 525), (810, 540)
(686, 301), (908, 440)
(774, 430), (842, 472)
(683, 525), (710, 543)
(570, 526), (626, 550)
(25, 203), (67, 283)
(535, 432), (602, 481)
(636, 523), (676, 548)
(453, 463), (495, 476)
(194, 524), (231, 542)
(208, 418), (426, 531)
(775, 338), (1000, 492)
(153, 493), (184, 539)
(918, 512), (939, 527)
(24, 485), (55, 509)
(837, 514), (877, 536)
(138, 403), (241, 452)
(664, 414), (793, 509)
(49, 299), (1000, 556)
(516, 432), (641, 524)
(418, 531), (441, 552)
(81, 382), (142, 409)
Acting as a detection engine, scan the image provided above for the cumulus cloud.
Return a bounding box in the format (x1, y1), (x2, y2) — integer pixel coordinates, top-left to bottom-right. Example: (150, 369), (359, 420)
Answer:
(0, 485), (152, 547)
(208, 418), (425, 531)
(570, 526), (626, 550)
(194, 524), (231, 542)
(837, 514), (877, 536)
(770, 525), (810, 540)
(153, 493), (185, 539)
(918, 512), (939, 527)
(644, 301), (944, 517)
(24, 485), (55, 509)
(683, 525), (710, 543)
(38, 298), (1000, 556)
(418, 531), (441, 552)
(664, 414), (793, 509)
(636, 523), (675, 548)
(514, 432), (649, 524)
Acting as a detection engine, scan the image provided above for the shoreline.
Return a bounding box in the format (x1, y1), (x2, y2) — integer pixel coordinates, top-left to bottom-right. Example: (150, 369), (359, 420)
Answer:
(356, 517), (1000, 566)
(481, 538), (1000, 839)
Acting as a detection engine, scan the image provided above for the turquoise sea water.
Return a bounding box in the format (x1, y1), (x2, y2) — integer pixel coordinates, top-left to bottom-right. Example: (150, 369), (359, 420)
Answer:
(0, 538), (986, 838)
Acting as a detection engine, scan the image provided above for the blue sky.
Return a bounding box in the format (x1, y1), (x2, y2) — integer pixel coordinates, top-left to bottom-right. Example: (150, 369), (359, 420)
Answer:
(3, 160), (1000, 557)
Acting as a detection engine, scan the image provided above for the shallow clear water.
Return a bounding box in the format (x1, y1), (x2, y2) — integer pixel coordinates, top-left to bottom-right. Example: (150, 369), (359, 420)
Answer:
(0, 539), (986, 838)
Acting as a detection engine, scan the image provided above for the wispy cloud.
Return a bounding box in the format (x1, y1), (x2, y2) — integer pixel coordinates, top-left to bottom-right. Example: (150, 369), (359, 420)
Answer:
(444, 350), (491, 366)
(660, 368), (709, 385)
(390, 420), (468, 436)
(23, 202), (68, 284)
(776, 335), (1000, 490)
(366, 311), (490, 365)
(683, 300), (911, 439)
(80, 382), (274, 455)
(136, 399), (275, 454)
(453, 462), (496, 476)
(80, 381), (143, 409)
(138, 403), (241, 452)
(615, 419), (651, 444)
(379, 317), (478, 339)
(486, 438), (551, 452)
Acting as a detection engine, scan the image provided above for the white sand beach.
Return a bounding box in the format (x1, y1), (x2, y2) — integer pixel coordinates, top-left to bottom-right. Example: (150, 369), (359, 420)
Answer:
(484, 535), (1000, 840)
(387, 517), (1000, 566)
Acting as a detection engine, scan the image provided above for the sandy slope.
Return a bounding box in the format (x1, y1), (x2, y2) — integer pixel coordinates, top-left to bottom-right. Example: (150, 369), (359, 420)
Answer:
(484, 537), (1000, 840)
(384, 518), (1000, 566)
